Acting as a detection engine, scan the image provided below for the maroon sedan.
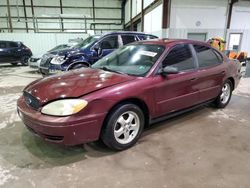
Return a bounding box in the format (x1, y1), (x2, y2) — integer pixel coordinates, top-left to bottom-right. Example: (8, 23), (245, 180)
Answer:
(17, 39), (241, 150)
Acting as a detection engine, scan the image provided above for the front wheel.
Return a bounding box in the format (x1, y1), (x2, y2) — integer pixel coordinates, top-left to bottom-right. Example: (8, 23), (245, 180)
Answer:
(101, 103), (145, 151)
(68, 63), (89, 70)
(214, 80), (233, 108)
(11, 62), (18, 66)
(21, 56), (29, 66)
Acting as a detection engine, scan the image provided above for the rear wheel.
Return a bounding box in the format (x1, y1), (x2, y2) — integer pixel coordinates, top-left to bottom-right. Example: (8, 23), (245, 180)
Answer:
(101, 103), (145, 151)
(214, 80), (233, 108)
(21, 56), (29, 66)
(11, 62), (18, 66)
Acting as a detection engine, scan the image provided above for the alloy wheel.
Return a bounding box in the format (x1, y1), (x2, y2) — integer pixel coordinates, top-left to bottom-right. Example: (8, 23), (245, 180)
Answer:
(114, 111), (140, 145)
(220, 82), (231, 104)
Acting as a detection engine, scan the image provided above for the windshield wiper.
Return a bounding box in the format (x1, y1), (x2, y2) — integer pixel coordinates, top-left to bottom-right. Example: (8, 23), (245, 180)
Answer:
(101, 66), (127, 75)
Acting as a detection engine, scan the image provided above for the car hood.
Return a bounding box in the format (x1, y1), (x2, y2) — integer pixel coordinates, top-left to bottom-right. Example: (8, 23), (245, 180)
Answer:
(24, 68), (135, 105)
(49, 48), (80, 56)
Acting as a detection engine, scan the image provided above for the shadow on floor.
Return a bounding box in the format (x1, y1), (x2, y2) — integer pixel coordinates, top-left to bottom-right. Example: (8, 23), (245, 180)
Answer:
(141, 105), (210, 138)
(0, 120), (115, 169)
(0, 64), (24, 68)
(0, 104), (215, 170)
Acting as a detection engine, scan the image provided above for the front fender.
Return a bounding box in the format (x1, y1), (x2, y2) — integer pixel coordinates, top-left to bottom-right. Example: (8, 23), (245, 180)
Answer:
(62, 54), (89, 68)
(71, 56), (88, 64)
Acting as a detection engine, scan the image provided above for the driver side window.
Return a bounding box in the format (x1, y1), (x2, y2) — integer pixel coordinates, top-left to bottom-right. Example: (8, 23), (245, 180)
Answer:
(100, 36), (118, 50)
(162, 44), (195, 71)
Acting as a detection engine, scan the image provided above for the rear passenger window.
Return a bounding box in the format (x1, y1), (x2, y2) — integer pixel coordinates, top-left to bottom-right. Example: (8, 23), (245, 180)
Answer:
(121, 35), (137, 45)
(194, 45), (222, 68)
(9, 42), (18, 48)
(0, 42), (7, 48)
(100, 36), (118, 49)
(162, 44), (195, 71)
(146, 35), (158, 39)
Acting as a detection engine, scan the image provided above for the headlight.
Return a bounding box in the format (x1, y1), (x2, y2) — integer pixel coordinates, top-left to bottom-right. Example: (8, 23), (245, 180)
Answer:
(37, 59), (41, 66)
(41, 99), (88, 116)
(51, 56), (66, 65)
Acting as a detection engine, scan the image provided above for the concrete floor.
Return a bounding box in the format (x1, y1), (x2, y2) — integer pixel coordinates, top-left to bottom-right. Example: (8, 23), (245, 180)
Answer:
(0, 64), (250, 188)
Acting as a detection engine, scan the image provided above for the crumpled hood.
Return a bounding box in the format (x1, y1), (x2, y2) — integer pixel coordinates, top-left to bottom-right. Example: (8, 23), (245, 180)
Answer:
(49, 48), (81, 56)
(24, 68), (135, 105)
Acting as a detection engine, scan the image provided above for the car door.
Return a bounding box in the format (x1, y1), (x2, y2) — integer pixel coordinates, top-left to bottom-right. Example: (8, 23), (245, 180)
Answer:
(120, 34), (137, 45)
(99, 35), (119, 59)
(7, 42), (20, 61)
(192, 44), (225, 102)
(0, 41), (9, 63)
(153, 44), (200, 116)
(90, 35), (120, 64)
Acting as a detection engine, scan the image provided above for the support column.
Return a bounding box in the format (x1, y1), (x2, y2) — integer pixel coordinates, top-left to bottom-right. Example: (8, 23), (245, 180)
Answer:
(130, 0), (133, 30)
(30, 0), (36, 32)
(141, 0), (144, 32)
(6, 0), (13, 32)
(162, 0), (171, 38)
(227, 0), (238, 29)
(23, 0), (29, 33)
(92, 0), (96, 32)
(59, 0), (64, 31)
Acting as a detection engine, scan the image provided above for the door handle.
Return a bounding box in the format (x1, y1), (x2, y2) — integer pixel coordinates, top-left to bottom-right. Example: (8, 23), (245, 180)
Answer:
(221, 71), (226, 75)
(190, 78), (197, 81)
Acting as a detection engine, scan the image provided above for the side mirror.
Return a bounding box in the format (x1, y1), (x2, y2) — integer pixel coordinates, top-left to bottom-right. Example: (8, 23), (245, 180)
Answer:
(160, 66), (179, 76)
(93, 43), (102, 56)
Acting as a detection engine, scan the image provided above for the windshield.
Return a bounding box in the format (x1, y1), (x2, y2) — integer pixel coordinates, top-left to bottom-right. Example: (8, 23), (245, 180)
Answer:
(48, 44), (71, 52)
(92, 44), (165, 76)
(74, 35), (100, 49)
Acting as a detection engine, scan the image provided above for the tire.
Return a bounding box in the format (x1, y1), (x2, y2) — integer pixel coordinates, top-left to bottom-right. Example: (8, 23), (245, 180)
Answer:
(68, 63), (89, 70)
(101, 103), (145, 151)
(214, 80), (233, 108)
(11, 62), (18, 66)
(21, 56), (29, 66)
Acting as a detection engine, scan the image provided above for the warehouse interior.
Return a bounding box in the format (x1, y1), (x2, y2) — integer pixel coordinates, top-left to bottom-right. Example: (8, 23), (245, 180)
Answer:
(0, 0), (250, 187)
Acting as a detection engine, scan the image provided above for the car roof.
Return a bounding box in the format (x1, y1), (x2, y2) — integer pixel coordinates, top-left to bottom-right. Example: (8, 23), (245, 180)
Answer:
(102, 31), (157, 37)
(135, 38), (211, 47)
(0, 40), (19, 43)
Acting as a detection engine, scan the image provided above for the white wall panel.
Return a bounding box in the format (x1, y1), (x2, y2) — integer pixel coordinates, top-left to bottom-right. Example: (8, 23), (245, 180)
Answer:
(0, 7), (7, 16)
(125, 0), (131, 24)
(95, 9), (121, 19)
(143, 4), (162, 36)
(230, 2), (250, 55)
(0, 33), (88, 55)
(95, 0), (121, 8)
(132, 0), (137, 18)
(34, 8), (61, 16)
(132, 0), (142, 17)
(136, 0), (142, 15)
(170, 0), (228, 29)
(62, 8), (92, 17)
(169, 28), (225, 40)
(143, 0), (154, 8)
(30, 0), (61, 6)
(231, 2), (250, 29)
(62, 0), (92, 7)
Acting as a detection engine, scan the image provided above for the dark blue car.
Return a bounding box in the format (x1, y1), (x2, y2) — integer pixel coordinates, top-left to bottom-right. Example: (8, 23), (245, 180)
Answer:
(0, 40), (32, 65)
(39, 31), (158, 75)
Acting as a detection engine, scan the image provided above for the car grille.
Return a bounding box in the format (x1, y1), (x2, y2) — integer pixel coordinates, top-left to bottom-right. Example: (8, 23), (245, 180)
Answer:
(23, 91), (40, 110)
(30, 58), (40, 62)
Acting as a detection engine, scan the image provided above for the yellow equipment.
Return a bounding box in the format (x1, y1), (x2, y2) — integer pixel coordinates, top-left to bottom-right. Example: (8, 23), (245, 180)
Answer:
(207, 37), (226, 51)
(207, 37), (248, 63)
